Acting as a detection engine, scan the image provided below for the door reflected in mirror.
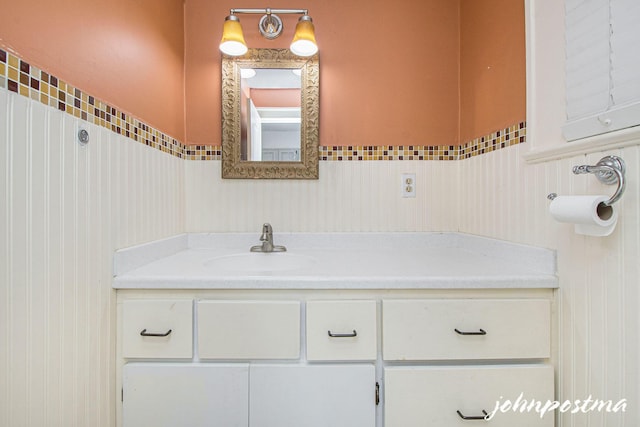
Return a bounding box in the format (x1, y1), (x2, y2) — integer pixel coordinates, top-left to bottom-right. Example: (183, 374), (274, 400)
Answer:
(240, 68), (302, 162)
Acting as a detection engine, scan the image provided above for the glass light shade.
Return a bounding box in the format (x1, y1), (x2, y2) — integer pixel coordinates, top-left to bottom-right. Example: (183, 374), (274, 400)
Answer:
(290, 16), (318, 57)
(220, 16), (248, 56)
(240, 68), (256, 78)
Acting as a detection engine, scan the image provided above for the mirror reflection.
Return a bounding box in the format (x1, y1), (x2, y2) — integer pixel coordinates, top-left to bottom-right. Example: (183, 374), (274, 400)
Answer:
(240, 68), (302, 162)
(221, 48), (319, 179)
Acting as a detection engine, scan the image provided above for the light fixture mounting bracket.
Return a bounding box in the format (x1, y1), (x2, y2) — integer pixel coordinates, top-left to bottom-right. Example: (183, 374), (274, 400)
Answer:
(259, 9), (283, 39)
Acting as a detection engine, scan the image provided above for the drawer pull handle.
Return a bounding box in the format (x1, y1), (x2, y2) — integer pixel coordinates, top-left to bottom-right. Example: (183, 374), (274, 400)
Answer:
(140, 328), (172, 337)
(454, 328), (487, 336)
(456, 409), (488, 420)
(327, 330), (357, 338)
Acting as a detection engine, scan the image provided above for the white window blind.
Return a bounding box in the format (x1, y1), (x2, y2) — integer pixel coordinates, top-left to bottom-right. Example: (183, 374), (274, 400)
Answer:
(563, 0), (640, 141)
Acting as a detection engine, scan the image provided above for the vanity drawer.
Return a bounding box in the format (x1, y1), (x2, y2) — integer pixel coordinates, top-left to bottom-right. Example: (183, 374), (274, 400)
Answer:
(122, 300), (193, 359)
(306, 300), (377, 361)
(197, 300), (300, 359)
(384, 365), (554, 426)
(382, 299), (550, 360)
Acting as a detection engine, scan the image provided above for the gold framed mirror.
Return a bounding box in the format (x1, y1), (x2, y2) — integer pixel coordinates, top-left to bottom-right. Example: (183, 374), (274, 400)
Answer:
(221, 48), (319, 179)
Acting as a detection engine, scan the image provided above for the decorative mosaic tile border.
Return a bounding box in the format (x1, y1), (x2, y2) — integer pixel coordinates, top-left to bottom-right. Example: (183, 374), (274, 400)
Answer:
(0, 47), (525, 162)
(317, 123), (526, 161)
(0, 48), (183, 158)
(319, 145), (459, 161)
(184, 145), (222, 160)
(186, 123), (526, 161)
(459, 122), (526, 159)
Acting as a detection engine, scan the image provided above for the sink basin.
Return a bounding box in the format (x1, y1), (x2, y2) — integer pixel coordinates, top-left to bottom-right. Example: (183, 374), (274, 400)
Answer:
(203, 252), (318, 273)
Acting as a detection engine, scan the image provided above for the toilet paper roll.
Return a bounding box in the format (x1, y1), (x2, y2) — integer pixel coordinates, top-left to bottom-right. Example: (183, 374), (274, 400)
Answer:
(549, 195), (618, 237)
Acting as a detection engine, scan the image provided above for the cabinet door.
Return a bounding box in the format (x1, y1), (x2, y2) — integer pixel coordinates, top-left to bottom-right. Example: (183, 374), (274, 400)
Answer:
(249, 364), (376, 427)
(384, 365), (554, 427)
(123, 363), (249, 427)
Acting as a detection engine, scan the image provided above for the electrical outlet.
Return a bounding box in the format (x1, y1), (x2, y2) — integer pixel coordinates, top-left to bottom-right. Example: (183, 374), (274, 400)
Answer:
(401, 173), (416, 198)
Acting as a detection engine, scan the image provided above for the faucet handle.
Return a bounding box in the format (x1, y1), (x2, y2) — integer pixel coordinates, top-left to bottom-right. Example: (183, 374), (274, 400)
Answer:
(260, 223), (273, 242)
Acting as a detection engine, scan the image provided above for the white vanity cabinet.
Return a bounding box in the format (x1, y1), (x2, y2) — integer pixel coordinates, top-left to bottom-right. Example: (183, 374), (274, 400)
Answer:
(114, 232), (558, 427)
(116, 291), (555, 427)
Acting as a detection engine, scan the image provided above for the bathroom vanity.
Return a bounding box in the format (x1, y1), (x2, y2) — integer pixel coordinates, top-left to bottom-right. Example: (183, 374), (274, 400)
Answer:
(113, 232), (558, 427)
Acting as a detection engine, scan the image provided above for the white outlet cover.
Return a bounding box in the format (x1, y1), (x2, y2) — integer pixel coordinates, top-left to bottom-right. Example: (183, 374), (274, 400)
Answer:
(401, 173), (416, 198)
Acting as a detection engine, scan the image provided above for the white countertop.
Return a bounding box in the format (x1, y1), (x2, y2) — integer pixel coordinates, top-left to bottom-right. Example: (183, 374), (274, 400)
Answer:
(112, 232), (558, 290)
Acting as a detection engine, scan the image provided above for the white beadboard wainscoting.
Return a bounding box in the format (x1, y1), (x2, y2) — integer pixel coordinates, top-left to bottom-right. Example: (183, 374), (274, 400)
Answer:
(185, 160), (459, 232)
(0, 89), (185, 427)
(459, 143), (640, 426)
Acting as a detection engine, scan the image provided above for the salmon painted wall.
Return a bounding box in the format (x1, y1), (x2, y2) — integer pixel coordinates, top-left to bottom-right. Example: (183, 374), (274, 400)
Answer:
(0, 0), (523, 148)
(0, 0), (186, 141)
(459, 0), (525, 143)
(184, 0), (460, 147)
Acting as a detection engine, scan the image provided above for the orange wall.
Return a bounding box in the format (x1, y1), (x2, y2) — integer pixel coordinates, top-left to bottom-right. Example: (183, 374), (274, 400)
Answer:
(459, 0), (525, 143)
(0, 0), (186, 141)
(184, 0), (460, 147)
(0, 0), (524, 148)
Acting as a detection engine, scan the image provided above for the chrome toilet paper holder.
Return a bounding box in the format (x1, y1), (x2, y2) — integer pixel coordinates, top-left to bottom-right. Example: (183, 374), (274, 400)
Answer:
(547, 155), (626, 206)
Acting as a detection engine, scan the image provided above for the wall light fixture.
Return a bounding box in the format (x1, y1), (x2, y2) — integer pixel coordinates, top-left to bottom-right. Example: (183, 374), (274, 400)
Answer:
(219, 8), (318, 57)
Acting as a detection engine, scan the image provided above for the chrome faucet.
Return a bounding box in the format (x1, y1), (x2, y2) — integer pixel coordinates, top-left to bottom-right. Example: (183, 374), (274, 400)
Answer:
(250, 223), (287, 253)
